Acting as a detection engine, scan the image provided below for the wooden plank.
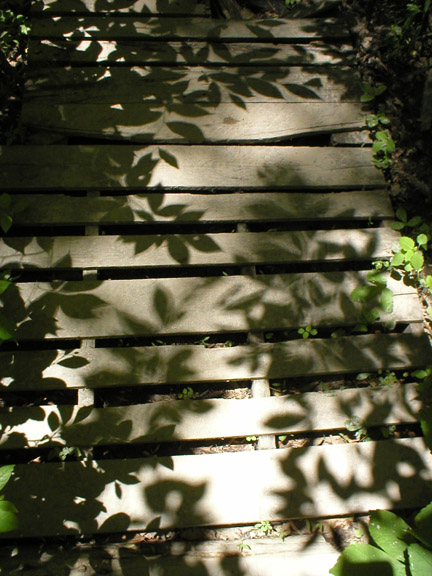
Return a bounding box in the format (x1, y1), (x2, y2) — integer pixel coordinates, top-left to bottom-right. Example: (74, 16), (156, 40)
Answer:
(0, 383), (421, 450)
(2, 273), (423, 340)
(0, 228), (399, 270)
(0, 536), (340, 576)
(3, 439), (432, 537)
(29, 17), (349, 42)
(20, 102), (366, 143)
(8, 190), (395, 226)
(28, 39), (354, 66)
(0, 146), (385, 190)
(24, 66), (361, 103)
(31, 0), (211, 15)
(1, 332), (430, 390)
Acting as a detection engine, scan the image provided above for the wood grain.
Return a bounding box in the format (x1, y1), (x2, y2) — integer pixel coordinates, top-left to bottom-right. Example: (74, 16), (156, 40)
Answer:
(0, 146), (385, 190)
(29, 39), (354, 66)
(1, 332), (430, 390)
(3, 273), (423, 340)
(0, 228), (399, 270)
(30, 17), (349, 42)
(3, 439), (432, 537)
(0, 384), (420, 449)
(10, 190), (395, 226)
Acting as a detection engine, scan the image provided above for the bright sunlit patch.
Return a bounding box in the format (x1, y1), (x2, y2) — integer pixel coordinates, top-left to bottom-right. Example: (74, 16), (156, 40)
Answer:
(110, 104), (124, 111)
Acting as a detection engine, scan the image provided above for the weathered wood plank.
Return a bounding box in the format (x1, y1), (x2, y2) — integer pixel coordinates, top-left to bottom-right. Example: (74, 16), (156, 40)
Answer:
(0, 536), (340, 576)
(3, 439), (432, 537)
(30, 17), (349, 42)
(1, 333), (430, 390)
(8, 190), (395, 226)
(20, 102), (366, 143)
(24, 66), (361, 103)
(0, 228), (399, 270)
(31, 0), (211, 15)
(0, 383), (421, 449)
(0, 146), (385, 190)
(29, 39), (354, 66)
(2, 273), (423, 341)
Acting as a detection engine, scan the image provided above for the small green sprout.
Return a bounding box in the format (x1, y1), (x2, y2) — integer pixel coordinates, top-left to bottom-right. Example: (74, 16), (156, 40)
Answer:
(297, 325), (318, 339)
(177, 387), (194, 400)
(254, 520), (274, 535)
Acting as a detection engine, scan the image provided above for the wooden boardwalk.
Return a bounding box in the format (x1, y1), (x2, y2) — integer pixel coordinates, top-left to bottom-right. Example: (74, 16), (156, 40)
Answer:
(1, 1), (432, 574)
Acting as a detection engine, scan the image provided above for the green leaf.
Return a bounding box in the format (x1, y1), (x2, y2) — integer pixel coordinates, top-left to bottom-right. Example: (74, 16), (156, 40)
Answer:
(408, 543), (432, 575)
(0, 214), (13, 233)
(417, 233), (428, 246)
(330, 543), (405, 576)
(410, 251), (424, 271)
(0, 465), (14, 491)
(391, 221), (406, 231)
(399, 236), (415, 251)
(391, 252), (405, 267)
(408, 216), (422, 227)
(395, 208), (407, 222)
(413, 501), (432, 547)
(369, 510), (412, 562)
(0, 500), (18, 533)
(0, 279), (11, 296)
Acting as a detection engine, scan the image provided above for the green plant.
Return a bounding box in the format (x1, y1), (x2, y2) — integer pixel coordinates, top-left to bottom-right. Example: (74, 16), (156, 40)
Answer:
(0, 7), (30, 55)
(246, 435), (257, 442)
(177, 386), (194, 400)
(371, 129), (395, 169)
(391, 235), (426, 274)
(195, 336), (210, 347)
(344, 417), (370, 442)
(0, 465), (18, 533)
(360, 83), (387, 103)
(0, 277), (16, 342)
(330, 502), (432, 576)
(237, 541), (251, 552)
(254, 520), (274, 535)
(297, 325), (318, 339)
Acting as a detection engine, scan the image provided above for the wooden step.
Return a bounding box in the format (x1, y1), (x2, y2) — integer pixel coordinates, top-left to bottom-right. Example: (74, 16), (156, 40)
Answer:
(0, 146), (385, 190)
(31, 0), (211, 15)
(0, 228), (399, 270)
(10, 190), (394, 227)
(0, 535), (340, 576)
(3, 439), (432, 537)
(21, 102), (366, 143)
(3, 273), (422, 341)
(28, 39), (354, 66)
(0, 383), (421, 449)
(29, 17), (349, 42)
(1, 332), (430, 390)
(24, 66), (361, 103)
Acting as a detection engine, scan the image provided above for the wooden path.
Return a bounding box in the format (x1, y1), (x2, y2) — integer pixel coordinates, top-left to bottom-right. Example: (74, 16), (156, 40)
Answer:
(1, 1), (432, 574)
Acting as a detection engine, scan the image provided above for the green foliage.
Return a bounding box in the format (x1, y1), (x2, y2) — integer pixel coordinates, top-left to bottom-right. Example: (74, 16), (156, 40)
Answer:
(254, 520), (274, 535)
(237, 541), (251, 552)
(0, 465), (18, 534)
(391, 235), (425, 273)
(0, 193), (25, 234)
(344, 416), (370, 442)
(371, 129), (395, 170)
(360, 84), (387, 103)
(0, 6), (30, 55)
(330, 503), (432, 576)
(297, 325), (318, 339)
(177, 386), (194, 400)
(0, 275), (16, 342)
